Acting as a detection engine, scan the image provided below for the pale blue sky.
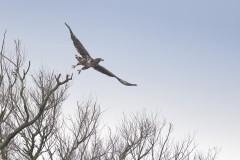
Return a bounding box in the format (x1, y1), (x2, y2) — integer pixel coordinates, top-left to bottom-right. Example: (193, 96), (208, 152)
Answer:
(1, 1), (240, 159)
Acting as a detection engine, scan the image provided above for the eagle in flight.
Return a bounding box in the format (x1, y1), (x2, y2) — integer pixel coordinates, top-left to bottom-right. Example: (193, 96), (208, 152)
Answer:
(65, 23), (137, 86)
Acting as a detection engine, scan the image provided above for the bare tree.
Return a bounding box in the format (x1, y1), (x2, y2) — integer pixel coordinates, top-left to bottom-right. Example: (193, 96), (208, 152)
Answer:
(55, 99), (107, 160)
(0, 31), (219, 160)
(52, 107), (219, 160)
(0, 31), (72, 159)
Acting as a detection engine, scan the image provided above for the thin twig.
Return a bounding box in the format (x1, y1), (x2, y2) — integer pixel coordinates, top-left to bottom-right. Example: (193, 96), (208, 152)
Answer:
(0, 30), (17, 67)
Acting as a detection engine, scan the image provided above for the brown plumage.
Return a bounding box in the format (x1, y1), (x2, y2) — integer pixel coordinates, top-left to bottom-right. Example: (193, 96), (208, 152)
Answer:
(65, 23), (137, 86)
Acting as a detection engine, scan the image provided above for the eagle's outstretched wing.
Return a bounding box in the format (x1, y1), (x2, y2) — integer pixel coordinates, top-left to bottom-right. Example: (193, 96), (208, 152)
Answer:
(65, 23), (92, 59)
(93, 65), (137, 86)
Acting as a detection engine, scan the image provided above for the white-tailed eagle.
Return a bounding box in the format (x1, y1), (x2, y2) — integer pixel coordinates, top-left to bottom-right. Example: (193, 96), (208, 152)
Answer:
(65, 23), (137, 86)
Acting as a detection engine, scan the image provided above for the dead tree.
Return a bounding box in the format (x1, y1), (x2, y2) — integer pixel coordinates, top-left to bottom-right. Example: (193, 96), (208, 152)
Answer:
(0, 31), (72, 159)
(52, 107), (219, 160)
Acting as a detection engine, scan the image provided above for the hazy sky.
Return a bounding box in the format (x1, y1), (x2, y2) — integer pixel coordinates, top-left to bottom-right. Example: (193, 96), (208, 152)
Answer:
(1, 1), (240, 159)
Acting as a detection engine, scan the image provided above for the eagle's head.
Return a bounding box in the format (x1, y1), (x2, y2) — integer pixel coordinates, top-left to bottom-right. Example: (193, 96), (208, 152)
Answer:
(94, 58), (104, 64)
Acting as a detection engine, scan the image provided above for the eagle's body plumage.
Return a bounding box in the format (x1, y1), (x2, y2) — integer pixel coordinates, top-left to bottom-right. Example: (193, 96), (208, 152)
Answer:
(65, 23), (137, 86)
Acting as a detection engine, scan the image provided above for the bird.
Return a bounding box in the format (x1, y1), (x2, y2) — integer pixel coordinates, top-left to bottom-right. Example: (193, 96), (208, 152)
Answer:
(65, 23), (137, 86)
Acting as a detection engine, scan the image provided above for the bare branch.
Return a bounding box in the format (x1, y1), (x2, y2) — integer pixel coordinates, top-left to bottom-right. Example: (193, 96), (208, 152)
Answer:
(0, 30), (17, 67)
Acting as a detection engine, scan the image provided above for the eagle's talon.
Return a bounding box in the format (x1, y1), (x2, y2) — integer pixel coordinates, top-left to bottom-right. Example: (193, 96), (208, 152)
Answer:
(72, 65), (76, 69)
(77, 69), (81, 74)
